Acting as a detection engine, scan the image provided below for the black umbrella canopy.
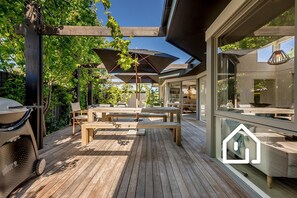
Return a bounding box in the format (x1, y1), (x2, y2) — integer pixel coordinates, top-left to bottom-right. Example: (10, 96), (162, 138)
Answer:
(115, 75), (159, 84)
(93, 48), (179, 74)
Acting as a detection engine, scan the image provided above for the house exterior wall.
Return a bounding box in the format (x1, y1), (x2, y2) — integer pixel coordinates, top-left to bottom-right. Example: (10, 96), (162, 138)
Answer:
(205, 0), (297, 196)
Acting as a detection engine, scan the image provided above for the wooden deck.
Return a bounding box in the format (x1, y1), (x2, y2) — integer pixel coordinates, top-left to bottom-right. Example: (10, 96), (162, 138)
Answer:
(11, 119), (254, 198)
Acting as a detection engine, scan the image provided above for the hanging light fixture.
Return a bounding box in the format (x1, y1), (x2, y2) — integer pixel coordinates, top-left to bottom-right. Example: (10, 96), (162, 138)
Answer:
(267, 50), (290, 65)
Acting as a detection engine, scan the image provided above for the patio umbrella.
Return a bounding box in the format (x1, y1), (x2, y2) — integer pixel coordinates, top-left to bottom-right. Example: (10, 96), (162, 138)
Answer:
(93, 48), (178, 74)
(93, 48), (178, 107)
(115, 75), (159, 84)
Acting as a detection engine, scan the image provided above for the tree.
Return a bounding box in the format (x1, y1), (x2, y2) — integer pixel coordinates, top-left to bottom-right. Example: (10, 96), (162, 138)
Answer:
(0, 1), (25, 72)
(0, 0), (135, 133)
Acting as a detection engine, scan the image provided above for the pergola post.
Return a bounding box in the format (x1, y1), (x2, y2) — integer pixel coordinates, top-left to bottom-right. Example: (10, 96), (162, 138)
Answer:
(73, 68), (81, 102)
(24, 2), (43, 149)
(87, 69), (93, 106)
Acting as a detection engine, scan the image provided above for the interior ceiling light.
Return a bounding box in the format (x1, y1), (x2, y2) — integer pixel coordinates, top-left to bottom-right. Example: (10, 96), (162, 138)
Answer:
(267, 50), (290, 65)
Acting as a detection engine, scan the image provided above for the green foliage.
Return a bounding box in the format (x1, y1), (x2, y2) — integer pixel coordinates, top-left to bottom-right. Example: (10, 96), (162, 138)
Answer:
(94, 83), (122, 105)
(142, 84), (159, 107)
(121, 84), (134, 104)
(96, 0), (137, 70)
(0, 0), (25, 72)
(0, 73), (25, 104)
(105, 85), (123, 105)
(268, 7), (295, 26)
(44, 85), (72, 133)
(221, 36), (278, 51)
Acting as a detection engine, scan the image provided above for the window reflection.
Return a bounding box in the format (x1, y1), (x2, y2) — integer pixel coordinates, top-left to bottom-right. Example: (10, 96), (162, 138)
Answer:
(258, 45), (273, 62)
(217, 7), (295, 122)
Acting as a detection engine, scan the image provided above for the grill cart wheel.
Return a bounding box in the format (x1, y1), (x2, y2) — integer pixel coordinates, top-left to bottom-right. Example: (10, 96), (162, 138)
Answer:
(35, 158), (46, 176)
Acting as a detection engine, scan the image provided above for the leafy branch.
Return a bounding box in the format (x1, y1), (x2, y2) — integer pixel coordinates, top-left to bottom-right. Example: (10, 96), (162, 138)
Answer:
(95, 0), (137, 70)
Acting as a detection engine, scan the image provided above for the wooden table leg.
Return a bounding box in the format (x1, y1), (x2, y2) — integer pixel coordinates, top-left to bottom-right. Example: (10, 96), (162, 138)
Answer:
(88, 110), (93, 122)
(176, 126), (181, 146)
(136, 113), (139, 122)
(163, 115), (167, 122)
(267, 176), (272, 188)
(173, 129), (176, 142)
(102, 112), (107, 121)
(177, 111), (181, 123)
(81, 125), (88, 146)
(89, 128), (94, 142)
(170, 112), (174, 122)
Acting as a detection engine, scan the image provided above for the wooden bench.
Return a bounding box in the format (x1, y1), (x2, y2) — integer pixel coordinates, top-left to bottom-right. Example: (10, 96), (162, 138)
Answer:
(81, 121), (181, 146)
(106, 113), (167, 122)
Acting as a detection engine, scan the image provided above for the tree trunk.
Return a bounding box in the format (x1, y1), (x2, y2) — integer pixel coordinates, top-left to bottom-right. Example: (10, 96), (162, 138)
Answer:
(43, 83), (52, 115)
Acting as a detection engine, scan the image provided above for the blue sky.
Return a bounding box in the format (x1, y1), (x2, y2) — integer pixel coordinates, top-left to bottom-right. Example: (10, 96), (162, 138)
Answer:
(96, 0), (190, 64)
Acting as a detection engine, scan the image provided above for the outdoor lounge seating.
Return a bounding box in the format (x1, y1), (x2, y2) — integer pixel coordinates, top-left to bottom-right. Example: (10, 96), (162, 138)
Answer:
(70, 102), (88, 134)
(81, 121), (181, 146)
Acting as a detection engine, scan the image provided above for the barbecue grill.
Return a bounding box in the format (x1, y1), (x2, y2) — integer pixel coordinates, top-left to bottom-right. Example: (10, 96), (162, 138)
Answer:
(0, 97), (46, 197)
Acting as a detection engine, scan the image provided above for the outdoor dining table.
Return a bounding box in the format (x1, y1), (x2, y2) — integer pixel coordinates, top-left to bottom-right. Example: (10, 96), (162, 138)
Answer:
(87, 107), (181, 123)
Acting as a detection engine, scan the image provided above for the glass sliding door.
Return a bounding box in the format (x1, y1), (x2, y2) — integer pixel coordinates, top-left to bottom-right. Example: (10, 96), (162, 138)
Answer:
(181, 80), (197, 119)
(168, 82), (181, 108)
(199, 76), (207, 122)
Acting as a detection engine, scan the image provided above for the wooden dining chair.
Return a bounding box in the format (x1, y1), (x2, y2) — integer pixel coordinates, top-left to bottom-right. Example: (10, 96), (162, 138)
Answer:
(71, 102), (88, 134)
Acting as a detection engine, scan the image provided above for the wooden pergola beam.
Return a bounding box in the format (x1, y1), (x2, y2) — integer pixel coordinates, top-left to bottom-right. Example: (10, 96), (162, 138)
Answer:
(253, 26), (294, 36)
(15, 25), (166, 37)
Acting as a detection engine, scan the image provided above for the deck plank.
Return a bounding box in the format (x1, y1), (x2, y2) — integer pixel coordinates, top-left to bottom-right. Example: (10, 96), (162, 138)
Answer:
(160, 130), (209, 197)
(14, 131), (103, 197)
(145, 129), (154, 198)
(11, 119), (254, 198)
(135, 130), (147, 198)
(115, 137), (141, 198)
(126, 137), (143, 197)
(84, 132), (129, 198)
(159, 130), (200, 197)
(156, 132), (183, 198)
(24, 131), (113, 198)
(61, 133), (121, 198)
(153, 130), (173, 198)
(150, 129), (164, 198)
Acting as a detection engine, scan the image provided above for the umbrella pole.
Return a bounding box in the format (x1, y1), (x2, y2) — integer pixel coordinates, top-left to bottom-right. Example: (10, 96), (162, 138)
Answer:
(139, 77), (141, 107)
(135, 62), (138, 108)
(135, 61), (140, 122)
